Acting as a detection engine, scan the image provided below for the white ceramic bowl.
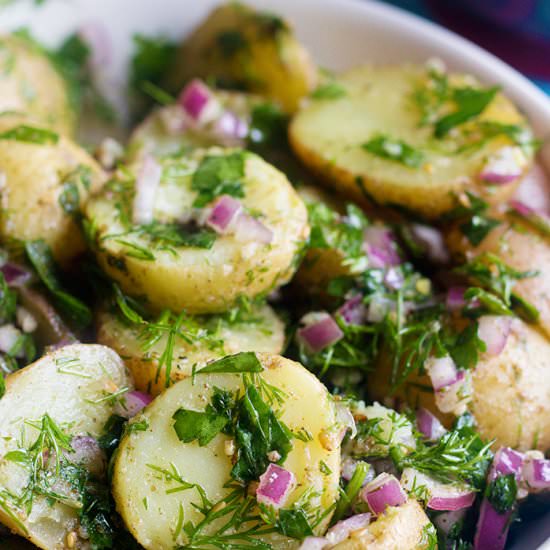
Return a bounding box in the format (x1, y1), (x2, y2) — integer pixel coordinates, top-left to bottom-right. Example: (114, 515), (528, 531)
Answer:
(2, 0), (550, 548)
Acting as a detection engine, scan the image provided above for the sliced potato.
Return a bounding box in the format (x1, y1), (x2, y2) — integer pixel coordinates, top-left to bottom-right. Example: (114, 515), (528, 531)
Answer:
(0, 34), (75, 135)
(164, 3), (317, 112)
(289, 65), (533, 218)
(113, 353), (340, 550)
(445, 215), (550, 338)
(0, 344), (132, 549)
(85, 148), (309, 314)
(0, 114), (105, 264)
(369, 318), (550, 451)
(96, 302), (285, 395)
(332, 500), (433, 550)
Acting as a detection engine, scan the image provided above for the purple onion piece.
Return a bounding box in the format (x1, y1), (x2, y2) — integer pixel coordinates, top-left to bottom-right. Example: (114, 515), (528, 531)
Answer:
(523, 458), (550, 491)
(297, 314), (344, 353)
(446, 286), (467, 311)
(233, 213), (274, 244)
(178, 79), (212, 121)
(115, 390), (153, 419)
(409, 223), (450, 264)
(1, 262), (31, 287)
(416, 407), (446, 441)
(336, 295), (366, 326)
(426, 356), (458, 391)
(206, 195), (242, 234)
(256, 463), (296, 509)
(361, 473), (406, 515)
(477, 316), (512, 357)
(325, 513), (371, 545)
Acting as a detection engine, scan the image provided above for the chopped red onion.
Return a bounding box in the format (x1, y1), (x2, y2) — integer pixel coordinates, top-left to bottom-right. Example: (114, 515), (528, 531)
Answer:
(233, 212), (274, 244)
(364, 226), (400, 268)
(477, 316), (512, 357)
(336, 295), (366, 326)
(116, 390), (153, 419)
(1, 262), (31, 287)
(426, 356), (458, 391)
(522, 458), (550, 491)
(400, 468), (475, 511)
(79, 21), (112, 67)
(132, 156), (161, 226)
(256, 463), (296, 509)
(325, 513), (371, 545)
(336, 402), (357, 441)
(299, 537), (328, 550)
(383, 267), (403, 290)
(434, 370), (471, 415)
(416, 408), (446, 441)
(479, 146), (525, 185)
(490, 447), (524, 481)
(361, 473), (406, 515)
(178, 79), (220, 124)
(214, 111), (249, 145)
(206, 195), (243, 234)
(446, 287), (466, 311)
(409, 224), (450, 264)
(67, 435), (106, 478)
(297, 313), (344, 353)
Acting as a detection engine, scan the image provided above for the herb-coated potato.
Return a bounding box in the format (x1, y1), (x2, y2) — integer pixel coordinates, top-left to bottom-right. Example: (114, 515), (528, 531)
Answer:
(85, 148), (309, 314)
(0, 114), (105, 264)
(0, 35), (75, 135)
(96, 303), (285, 395)
(164, 3), (318, 113)
(445, 215), (550, 338)
(369, 317), (550, 451)
(112, 353), (341, 549)
(0, 344), (132, 550)
(289, 65), (533, 218)
(332, 500), (433, 550)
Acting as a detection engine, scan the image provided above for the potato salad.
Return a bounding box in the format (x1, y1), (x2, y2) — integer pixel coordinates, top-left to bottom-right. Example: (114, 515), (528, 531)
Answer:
(0, 3), (548, 550)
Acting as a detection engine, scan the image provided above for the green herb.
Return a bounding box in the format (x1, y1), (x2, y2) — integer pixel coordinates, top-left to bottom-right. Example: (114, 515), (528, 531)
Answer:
(276, 508), (313, 538)
(0, 372), (5, 399)
(486, 473), (517, 514)
(434, 86), (499, 138)
(126, 418), (149, 434)
(198, 351), (263, 374)
(231, 383), (293, 483)
(0, 271), (16, 322)
(139, 80), (174, 106)
(0, 124), (58, 144)
(191, 152), (246, 207)
(332, 461), (370, 523)
(311, 82), (347, 100)
(115, 239), (156, 261)
(98, 415), (127, 456)
(510, 205), (550, 237)
(58, 165), (92, 217)
(138, 222), (217, 250)
(173, 408), (228, 446)
(319, 460), (332, 475)
(248, 102), (288, 149)
(447, 322), (486, 370)
(363, 135), (425, 168)
(25, 240), (92, 327)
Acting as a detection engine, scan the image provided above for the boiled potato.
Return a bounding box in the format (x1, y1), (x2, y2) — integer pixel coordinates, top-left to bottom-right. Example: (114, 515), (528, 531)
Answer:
(85, 147), (309, 314)
(332, 500), (433, 550)
(0, 344), (132, 549)
(0, 113), (105, 264)
(369, 317), (550, 451)
(446, 215), (550, 338)
(164, 3), (318, 112)
(0, 34), (75, 135)
(113, 353), (341, 550)
(289, 65), (533, 218)
(96, 302), (285, 395)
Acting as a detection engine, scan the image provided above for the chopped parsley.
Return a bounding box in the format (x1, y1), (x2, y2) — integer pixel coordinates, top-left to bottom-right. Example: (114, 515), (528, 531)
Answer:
(486, 473), (517, 514)
(0, 124), (58, 144)
(248, 102), (288, 149)
(311, 82), (347, 100)
(363, 135), (425, 168)
(173, 407), (229, 446)
(447, 321), (486, 370)
(198, 351), (264, 374)
(191, 152), (246, 207)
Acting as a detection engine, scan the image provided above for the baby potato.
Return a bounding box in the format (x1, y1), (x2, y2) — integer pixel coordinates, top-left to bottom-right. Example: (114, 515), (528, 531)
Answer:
(164, 3), (317, 112)
(85, 148), (309, 314)
(369, 318), (550, 451)
(0, 114), (105, 264)
(96, 302), (285, 395)
(112, 353), (341, 550)
(446, 215), (550, 338)
(332, 500), (433, 550)
(0, 34), (75, 135)
(289, 65), (533, 218)
(0, 344), (132, 550)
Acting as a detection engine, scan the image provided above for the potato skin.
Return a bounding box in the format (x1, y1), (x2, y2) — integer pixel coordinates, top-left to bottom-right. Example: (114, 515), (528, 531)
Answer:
(164, 3), (317, 112)
(369, 318), (550, 451)
(0, 114), (105, 264)
(0, 34), (75, 135)
(333, 500), (433, 550)
(112, 353), (341, 550)
(0, 344), (132, 549)
(445, 216), (550, 339)
(96, 303), (285, 395)
(289, 65), (532, 218)
(86, 148), (309, 314)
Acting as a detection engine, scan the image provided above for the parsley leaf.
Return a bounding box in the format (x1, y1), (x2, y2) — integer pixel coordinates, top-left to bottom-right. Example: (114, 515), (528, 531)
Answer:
(363, 135), (425, 168)
(139, 222), (217, 250)
(198, 352), (263, 374)
(434, 86), (499, 138)
(173, 408), (229, 446)
(231, 384), (293, 483)
(460, 215), (501, 246)
(25, 240), (92, 327)
(311, 82), (347, 100)
(277, 508), (313, 538)
(486, 473), (517, 514)
(191, 152), (246, 208)
(248, 102), (288, 149)
(447, 321), (486, 370)
(0, 124), (58, 145)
